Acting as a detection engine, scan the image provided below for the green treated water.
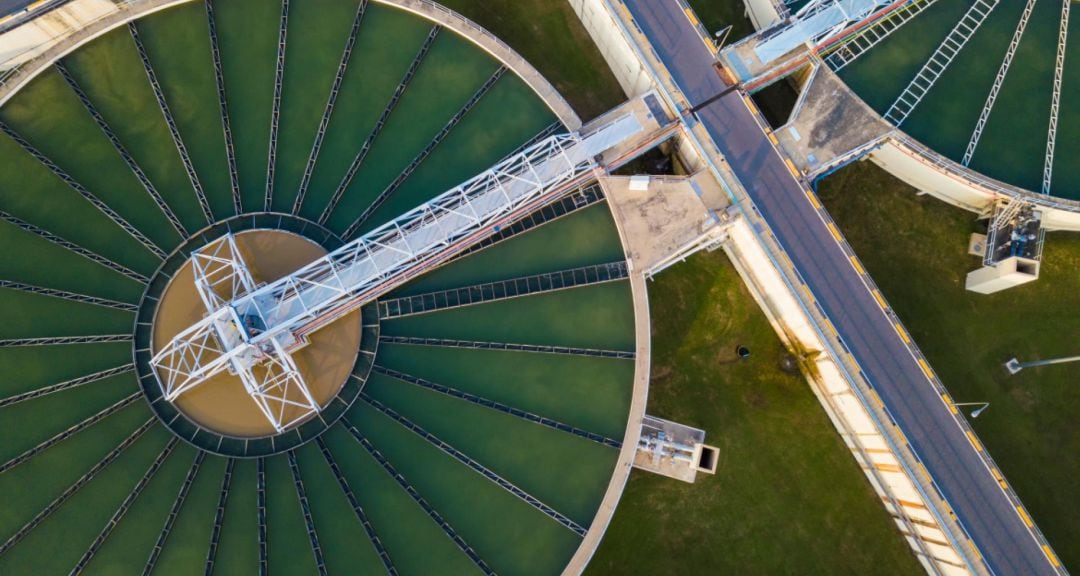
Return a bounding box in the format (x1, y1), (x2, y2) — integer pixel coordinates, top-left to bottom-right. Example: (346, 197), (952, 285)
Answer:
(0, 372), (135, 463)
(840, 0), (1079, 198)
(0, 424), (172, 575)
(269, 0), (365, 213)
(0, 1), (637, 573)
(349, 402), (583, 576)
(322, 424), (484, 575)
(136, 3), (234, 220)
(323, 31), (499, 233)
(151, 454), (227, 576)
(62, 28), (208, 234)
(297, 5), (434, 221)
(364, 371), (619, 525)
(294, 442), (387, 574)
(265, 454), (319, 576)
(214, 0), (279, 210)
(396, 202), (625, 296)
(383, 281), (637, 350)
(83, 443), (200, 574)
(0, 69), (182, 253)
(0, 218), (144, 302)
(0, 342), (131, 398)
(214, 458), (259, 576)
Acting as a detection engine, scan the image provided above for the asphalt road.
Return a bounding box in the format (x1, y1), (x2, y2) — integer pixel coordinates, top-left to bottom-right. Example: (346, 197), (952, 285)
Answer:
(621, 0), (1057, 574)
(0, 0), (34, 18)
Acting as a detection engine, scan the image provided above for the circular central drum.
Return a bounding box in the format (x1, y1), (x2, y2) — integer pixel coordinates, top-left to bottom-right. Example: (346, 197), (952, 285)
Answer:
(151, 229), (362, 437)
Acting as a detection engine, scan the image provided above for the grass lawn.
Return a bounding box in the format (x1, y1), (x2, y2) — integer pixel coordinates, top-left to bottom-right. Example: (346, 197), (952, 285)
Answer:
(585, 250), (921, 575)
(818, 161), (1080, 571)
(436, 0), (626, 121)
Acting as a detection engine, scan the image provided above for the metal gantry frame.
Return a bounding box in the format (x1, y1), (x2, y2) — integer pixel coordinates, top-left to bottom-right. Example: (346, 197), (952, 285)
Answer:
(150, 115), (642, 433)
(962, 0), (1038, 166)
(1043, 0), (1069, 194)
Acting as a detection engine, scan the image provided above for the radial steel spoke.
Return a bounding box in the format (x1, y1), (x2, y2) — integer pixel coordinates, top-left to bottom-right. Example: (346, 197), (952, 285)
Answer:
(361, 393), (587, 536)
(292, 0), (369, 216)
(0, 279), (138, 312)
(71, 438), (180, 575)
(343, 66), (507, 239)
(205, 0), (243, 215)
(0, 120), (167, 259)
(287, 451), (328, 576)
(0, 364), (135, 409)
(0, 209), (148, 283)
(265, 0), (290, 211)
(128, 22), (215, 226)
(319, 25), (441, 227)
(341, 421), (496, 575)
(0, 417), (156, 557)
(54, 61), (189, 239)
(313, 437), (397, 575)
(0, 334), (131, 348)
(203, 457), (234, 576)
(1042, 0), (1069, 194)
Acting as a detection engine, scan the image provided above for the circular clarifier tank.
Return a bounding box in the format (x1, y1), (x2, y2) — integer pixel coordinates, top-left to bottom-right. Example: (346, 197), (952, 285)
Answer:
(833, 0), (1080, 200)
(0, 1), (638, 573)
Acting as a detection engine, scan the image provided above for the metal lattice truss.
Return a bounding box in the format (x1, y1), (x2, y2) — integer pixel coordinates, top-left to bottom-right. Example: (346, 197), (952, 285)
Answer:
(754, 0), (895, 65)
(151, 114), (643, 432)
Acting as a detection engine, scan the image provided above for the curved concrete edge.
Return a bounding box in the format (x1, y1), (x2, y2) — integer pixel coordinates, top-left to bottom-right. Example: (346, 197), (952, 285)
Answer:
(0, 0), (191, 107)
(562, 176), (651, 575)
(373, 0), (581, 131)
(0, 0), (582, 132)
(870, 136), (1080, 230)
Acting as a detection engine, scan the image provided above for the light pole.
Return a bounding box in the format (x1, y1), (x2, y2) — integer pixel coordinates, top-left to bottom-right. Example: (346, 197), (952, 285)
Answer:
(1005, 354), (1080, 374)
(954, 402), (990, 418)
(713, 25), (733, 50)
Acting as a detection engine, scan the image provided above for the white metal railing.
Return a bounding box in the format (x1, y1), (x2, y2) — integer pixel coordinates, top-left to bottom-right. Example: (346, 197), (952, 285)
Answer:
(823, 0), (939, 72)
(150, 115), (643, 429)
(1042, 0), (1068, 194)
(883, 0), (999, 126)
(962, 0), (1037, 166)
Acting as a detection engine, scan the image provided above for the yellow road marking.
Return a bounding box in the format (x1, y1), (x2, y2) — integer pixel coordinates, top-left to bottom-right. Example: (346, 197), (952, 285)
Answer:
(767, 132), (779, 145)
(869, 389), (883, 407)
(785, 158), (800, 177)
(805, 189), (822, 209)
(895, 323), (911, 343)
(1017, 506), (1034, 528)
(872, 289), (887, 309)
(683, 7), (699, 26)
(992, 468), (1004, 481)
(943, 394), (958, 414)
(827, 222), (842, 242)
(849, 256), (865, 275)
(1044, 545), (1061, 567)
(966, 430), (983, 452)
(917, 358), (933, 379)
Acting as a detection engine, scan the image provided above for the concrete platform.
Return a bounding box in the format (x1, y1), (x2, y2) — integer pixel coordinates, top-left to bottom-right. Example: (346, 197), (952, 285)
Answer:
(776, 66), (891, 176)
(600, 171), (732, 276)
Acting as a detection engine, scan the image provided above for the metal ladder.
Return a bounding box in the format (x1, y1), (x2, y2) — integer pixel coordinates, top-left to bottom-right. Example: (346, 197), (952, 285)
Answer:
(883, 0), (1000, 126)
(1042, 0), (1068, 194)
(962, 0), (1037, 166)
(824, 0), (941, 71)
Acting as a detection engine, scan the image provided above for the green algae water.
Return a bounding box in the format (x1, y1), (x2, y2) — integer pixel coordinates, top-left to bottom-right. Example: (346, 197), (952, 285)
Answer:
(840, 0), (1079, 198)
(0, 0), (638, 573)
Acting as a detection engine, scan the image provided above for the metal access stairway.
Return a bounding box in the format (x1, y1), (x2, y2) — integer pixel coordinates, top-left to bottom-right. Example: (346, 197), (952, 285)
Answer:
(823, 0), (940, 71)
(883, 0), (999, 126)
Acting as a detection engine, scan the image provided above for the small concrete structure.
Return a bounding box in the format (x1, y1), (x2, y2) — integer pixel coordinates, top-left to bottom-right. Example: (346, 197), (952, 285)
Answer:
(599, 171), (732, 277)
(776, 66), (891, 176)
(966, 257), (1040, 294)
(633, 415), (718, 483)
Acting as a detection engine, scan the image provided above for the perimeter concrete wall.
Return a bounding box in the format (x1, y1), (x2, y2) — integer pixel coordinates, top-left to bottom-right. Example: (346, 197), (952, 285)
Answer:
(568, 0), (654, 99)
(870, 140), (1080, 231)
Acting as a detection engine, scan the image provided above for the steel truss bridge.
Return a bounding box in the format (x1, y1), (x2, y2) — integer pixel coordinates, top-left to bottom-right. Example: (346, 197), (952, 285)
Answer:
(151, 115), (643, 432)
